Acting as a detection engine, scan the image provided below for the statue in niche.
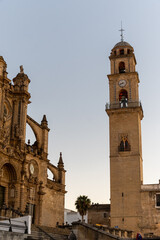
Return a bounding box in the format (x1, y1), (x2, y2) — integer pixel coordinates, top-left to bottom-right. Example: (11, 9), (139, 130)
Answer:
(14, 124), (22, 137)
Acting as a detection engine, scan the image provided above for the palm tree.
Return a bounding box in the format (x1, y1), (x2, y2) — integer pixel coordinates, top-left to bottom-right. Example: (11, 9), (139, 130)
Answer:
(75, 195), (91, 222)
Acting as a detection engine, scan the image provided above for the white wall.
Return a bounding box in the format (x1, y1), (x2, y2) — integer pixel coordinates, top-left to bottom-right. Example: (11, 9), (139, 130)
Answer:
(64, 209), (88, 225)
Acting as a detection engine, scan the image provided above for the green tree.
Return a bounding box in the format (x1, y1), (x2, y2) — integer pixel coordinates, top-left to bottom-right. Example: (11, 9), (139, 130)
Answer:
(75, 195), (91, 222)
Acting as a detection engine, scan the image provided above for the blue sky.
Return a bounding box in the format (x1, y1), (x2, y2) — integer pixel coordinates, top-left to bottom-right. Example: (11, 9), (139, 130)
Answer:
(1, 0), (160, 210)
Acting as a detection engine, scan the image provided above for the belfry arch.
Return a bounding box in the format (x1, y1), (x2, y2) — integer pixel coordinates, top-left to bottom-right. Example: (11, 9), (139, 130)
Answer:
(119, 61), (125, 73)
(119, 89), (128, 101)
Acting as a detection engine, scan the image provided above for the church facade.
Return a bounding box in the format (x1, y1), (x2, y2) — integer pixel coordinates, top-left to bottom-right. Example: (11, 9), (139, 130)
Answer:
(0, 57), (66, 227)
(106, 40), (160, 236)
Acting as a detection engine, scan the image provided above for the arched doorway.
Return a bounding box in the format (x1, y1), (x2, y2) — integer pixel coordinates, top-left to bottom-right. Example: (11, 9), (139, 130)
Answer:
(1, 163), (17, 207)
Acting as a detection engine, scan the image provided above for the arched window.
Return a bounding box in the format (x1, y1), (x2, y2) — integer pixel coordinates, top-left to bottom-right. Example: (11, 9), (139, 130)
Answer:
(119, 136), (131, 152)
(119, 90), (128, 108)
(119, 62), (125, 73)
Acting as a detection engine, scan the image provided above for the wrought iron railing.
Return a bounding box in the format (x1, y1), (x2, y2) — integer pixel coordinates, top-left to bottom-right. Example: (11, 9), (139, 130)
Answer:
(105, 101), (142, 110)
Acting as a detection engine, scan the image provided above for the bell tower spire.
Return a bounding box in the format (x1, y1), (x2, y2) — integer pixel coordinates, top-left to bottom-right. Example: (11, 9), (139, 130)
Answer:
(106, 40), (143, 232)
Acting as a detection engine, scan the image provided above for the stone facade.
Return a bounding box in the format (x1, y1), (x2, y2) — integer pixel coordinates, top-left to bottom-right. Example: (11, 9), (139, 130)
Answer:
(88, 204), (110, 226)
(0, 58), (66, 227)
(106, 41), (160, 236)
(140, 184), (160, 236)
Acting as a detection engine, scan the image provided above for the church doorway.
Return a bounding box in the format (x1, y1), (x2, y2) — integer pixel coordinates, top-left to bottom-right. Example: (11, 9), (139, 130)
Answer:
(0, 186), (5, 207)
(1, 163), (17, 208)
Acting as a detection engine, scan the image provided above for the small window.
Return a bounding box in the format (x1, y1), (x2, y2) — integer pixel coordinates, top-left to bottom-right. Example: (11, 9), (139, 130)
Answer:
(114, 51), (116, 56)
(120, 49), (124, 55)
(104, 213), (107, 218)
(156, 194), (160, 207)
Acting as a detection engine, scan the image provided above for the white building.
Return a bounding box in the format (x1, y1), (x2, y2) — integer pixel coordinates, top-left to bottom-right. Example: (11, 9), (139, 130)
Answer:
(64, 209), (88, 225)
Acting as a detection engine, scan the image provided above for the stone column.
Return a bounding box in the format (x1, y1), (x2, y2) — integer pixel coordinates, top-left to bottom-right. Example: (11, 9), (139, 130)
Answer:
(20, 159), (26, 212)
(20, 182), (25, 212)
(37, 181), (45, 226)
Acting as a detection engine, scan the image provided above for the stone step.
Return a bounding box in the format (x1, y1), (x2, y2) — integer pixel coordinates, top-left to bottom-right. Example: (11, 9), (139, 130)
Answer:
(50, 233), (68, 240)
(30, 225), (70, 240)
(28, 230), (51, 240)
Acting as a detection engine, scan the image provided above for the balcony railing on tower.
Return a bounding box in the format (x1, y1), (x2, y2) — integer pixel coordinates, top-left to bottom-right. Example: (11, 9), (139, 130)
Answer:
(105, 100), (142, 111)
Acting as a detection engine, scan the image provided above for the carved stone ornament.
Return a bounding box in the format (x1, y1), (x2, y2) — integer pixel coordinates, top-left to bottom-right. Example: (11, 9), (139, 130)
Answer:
(38, 181), (45, 195)
(0, 126), (10, 145)
(3, 101), (12, 122)
(28, 160), (38, 178)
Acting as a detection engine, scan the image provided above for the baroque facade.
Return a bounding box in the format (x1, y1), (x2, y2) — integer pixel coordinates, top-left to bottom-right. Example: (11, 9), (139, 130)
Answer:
(0, 57), (66, 227)
(106, 40), (160, 236)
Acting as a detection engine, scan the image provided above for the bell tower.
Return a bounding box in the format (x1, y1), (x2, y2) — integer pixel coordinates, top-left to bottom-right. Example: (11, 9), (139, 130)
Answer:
(11, 65), (31, 149)
(106, 39), (143, 232)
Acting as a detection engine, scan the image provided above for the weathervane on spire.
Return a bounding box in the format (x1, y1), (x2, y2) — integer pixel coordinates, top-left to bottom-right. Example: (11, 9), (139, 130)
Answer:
(119, 21), (124, 42)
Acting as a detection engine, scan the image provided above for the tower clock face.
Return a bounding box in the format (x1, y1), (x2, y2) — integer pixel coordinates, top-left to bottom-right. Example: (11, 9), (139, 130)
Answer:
(119, 79), (126, 88)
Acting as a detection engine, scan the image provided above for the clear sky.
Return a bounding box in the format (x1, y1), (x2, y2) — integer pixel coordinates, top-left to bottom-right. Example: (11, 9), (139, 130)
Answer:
(1, 0), (160, 210)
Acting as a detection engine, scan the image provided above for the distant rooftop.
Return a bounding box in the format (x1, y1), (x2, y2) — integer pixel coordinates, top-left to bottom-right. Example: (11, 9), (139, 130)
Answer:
(89, 204), (110, 211)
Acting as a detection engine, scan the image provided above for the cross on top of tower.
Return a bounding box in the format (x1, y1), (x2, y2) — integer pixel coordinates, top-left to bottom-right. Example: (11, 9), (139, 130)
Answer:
(119, 22), (124, 42)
